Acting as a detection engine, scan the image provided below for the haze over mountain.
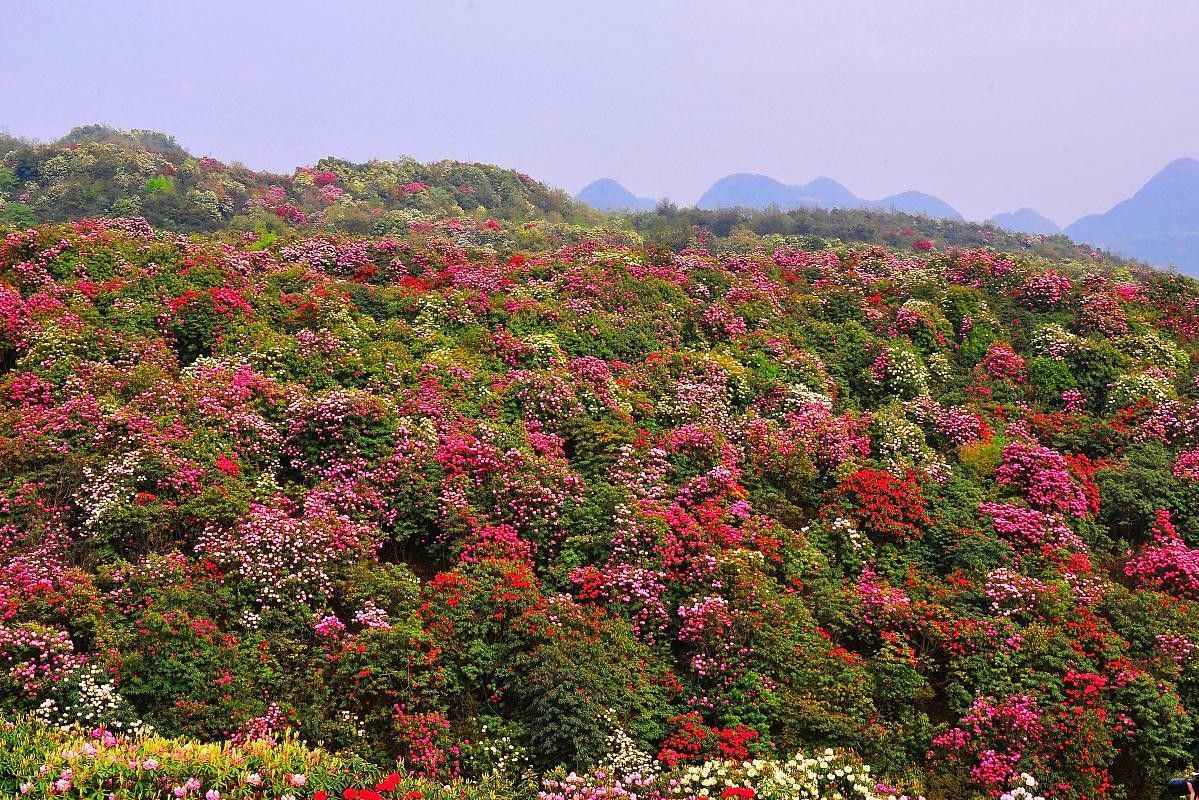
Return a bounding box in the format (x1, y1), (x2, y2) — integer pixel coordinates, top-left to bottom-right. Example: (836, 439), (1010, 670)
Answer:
(575, 178), (657, 211)
(693, 173), (963, 220)
(989, 208), (1062, 236)
(867, 191), (962, 220)
(578, 160), (1199, 274)
(0, 124), (1139, 271)
(1066, 157), (1199, 272)
(13, 123), (1199, 275)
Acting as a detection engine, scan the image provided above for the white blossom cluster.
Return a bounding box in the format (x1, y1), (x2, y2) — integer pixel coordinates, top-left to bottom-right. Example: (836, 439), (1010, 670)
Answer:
(23, 325), (84, 376)
(472, 723), (535, 783)
(1115, 331), (1190, 370)
(1029, 324), (1081, 361)
(1106, 372), (1174, 411)
(869, 406), (929, 471)
(597, 710), (658, 779)
(999, 774), (1045, 800)
(75, 450), (144, 531)
(36, 665), (150, 733)
(338, 709), (367, 739)
(414, 294), (476, 335)
(871, 348), (929, 400)
(674, 750), (879, 800)
(821, 516), (872, 562)
(783, 384), (834, 414)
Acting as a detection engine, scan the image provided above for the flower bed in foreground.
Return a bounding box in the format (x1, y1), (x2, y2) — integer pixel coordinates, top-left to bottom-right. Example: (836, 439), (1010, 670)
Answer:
(0, 718), (981, 800)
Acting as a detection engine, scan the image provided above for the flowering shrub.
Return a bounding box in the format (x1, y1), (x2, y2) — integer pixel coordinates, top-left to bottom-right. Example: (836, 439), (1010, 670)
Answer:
(1077, 293), (1129, 337)
(1017, 270), (1072, 310)
(932, 694), (1047, 792)
(831, 469), (932, 542)
(540, 748), (886, 800)
(197, 495), (378, 610)
(0, 717), (373, 799)
(0, 212), (1197, 800)
(979, 343), (1026, 381)
(868, 348), (929, 399)
(1124, 510), (1199, 596)
(995, 441), (1090, 518)
(979, 502), (1083, 555)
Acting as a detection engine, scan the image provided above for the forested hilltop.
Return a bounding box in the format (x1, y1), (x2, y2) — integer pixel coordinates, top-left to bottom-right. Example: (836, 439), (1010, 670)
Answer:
(0, 125), (584, 232)
(4, 129), (1199, 800)
(0, 126), (1145, 267)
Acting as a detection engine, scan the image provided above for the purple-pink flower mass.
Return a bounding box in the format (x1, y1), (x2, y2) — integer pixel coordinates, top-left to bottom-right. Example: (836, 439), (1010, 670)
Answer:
(4, 2), (1199, 798)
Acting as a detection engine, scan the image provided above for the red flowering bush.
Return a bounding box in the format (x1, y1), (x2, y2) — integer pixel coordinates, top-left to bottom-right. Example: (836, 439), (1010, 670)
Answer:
(657, 712), (760, 767)
(831, 468), (932, 542)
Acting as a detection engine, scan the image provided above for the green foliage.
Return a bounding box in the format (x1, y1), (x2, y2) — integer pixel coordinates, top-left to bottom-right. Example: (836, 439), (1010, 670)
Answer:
(1098, 442), (1199, 542)
(1027, 356), (1077, 402)
(0, 201), (36, 226)
(143, 175), (174, 195)
(512, 610), (670, 770)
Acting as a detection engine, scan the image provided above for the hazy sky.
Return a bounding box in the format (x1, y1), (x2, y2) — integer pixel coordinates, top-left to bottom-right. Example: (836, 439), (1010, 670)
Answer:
(2, 0), (1197, 225)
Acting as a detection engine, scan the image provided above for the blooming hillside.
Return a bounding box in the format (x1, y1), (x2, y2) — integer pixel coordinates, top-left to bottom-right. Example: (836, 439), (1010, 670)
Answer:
(0, 126), (583, 232)
(3, 213), (1199, 800)
(1, 126), (1147, 272)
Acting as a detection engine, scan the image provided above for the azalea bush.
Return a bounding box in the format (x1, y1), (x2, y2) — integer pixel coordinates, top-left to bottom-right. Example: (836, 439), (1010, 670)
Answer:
(3, 210), (1199, 800)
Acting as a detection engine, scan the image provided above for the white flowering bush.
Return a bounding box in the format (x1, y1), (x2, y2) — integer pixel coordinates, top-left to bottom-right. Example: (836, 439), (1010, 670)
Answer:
(675, 751), (879, 800)
(1029, 324), (1080, 361)
(35, 664), (150, 734)
(870, 405), (930, 470)
(1106, 371), (1174, 411)
(869, 348), (929, 400)
(1115, 331), (1190, 370)
(539, 749), (900, 800)
(999, 773), (1045, 800)
(75, 450), (144, 531)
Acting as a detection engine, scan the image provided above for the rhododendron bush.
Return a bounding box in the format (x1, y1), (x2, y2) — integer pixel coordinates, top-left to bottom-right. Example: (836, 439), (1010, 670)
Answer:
(4, 214), (1199, 800)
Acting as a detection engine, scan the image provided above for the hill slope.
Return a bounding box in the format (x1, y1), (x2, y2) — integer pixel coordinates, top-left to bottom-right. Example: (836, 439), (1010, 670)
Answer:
(0, 126), (1131, 268)
(2, 211), (1199, 799)
(0, 125), (582, 232)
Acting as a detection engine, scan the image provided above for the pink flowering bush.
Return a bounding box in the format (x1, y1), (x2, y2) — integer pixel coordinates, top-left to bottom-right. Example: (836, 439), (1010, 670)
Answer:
(0, 202), (1197, 800)
(1017, 270), (1073, 310)
(1125, 510), (1199, 596)
(995, 441), (1091, 518)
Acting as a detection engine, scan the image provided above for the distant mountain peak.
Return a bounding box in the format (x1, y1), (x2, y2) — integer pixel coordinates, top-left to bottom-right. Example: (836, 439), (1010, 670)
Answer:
(1133, 157), (1199, 200)
(696, 172), (960, 219)
(990, 208), (1061, 236)
(576, 178), (656, 211)
(1065, 156), (1199, 272)
(870, 191), (963, 220)
(1156, 156), (1199, 175)
(805, 176), (853, 193)
(580, 178), (626, 191)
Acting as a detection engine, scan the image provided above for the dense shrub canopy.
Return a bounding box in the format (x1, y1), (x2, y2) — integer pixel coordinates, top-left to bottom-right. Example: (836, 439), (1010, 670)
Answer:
(0, 126), (586, 233)
(3, 201), (1199, 800)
